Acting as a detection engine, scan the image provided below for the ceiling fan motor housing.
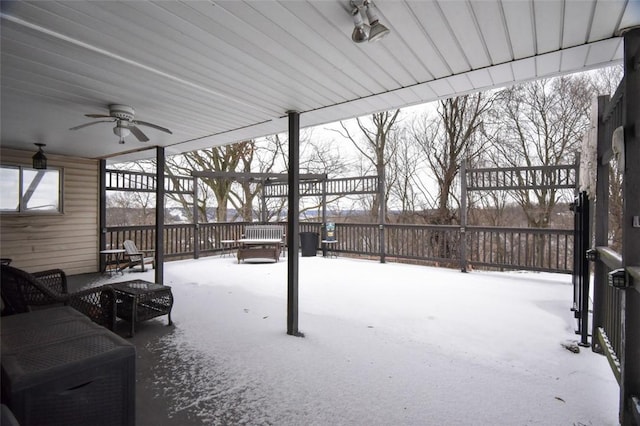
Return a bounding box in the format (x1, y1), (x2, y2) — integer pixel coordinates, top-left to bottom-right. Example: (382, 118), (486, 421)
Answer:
(109, 104), (135, 120)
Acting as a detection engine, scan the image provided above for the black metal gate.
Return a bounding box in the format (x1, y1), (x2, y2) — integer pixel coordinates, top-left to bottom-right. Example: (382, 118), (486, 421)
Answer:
(570, 191), (590, 346)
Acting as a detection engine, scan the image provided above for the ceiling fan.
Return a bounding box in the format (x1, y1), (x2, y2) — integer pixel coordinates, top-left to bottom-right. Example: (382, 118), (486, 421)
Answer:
(70, 104), (172, 144)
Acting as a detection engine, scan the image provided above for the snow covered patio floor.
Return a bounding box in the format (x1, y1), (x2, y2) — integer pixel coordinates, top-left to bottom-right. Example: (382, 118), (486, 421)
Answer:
(82, 255), (619, 425)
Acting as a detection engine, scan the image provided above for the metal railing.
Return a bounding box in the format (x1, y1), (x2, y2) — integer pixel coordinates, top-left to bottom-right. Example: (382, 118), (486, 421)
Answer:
(106, 221), (573, 273)
(385, 224), (460, 265)
(593, 247), (624, 384)
(466, 226), (573, 273)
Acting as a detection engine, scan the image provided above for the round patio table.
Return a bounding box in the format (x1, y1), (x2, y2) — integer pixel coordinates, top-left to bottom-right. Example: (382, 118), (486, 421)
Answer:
(100, 249), (126, 275)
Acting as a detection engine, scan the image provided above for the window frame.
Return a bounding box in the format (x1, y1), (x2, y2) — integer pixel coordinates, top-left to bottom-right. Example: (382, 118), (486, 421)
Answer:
(0, 164), (64, 214)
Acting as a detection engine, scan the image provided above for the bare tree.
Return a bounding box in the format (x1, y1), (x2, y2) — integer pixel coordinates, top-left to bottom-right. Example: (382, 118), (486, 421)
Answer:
(487, 76), (592, 228)
(106, 190), (155, 226)
(387, 126), (424, 222)
(228, 136), (284, 222)
(332, 110), (401, 221)
(166, 141), (255, 222)
(409, 93), (492, 224)
(257, 131), (349, 221)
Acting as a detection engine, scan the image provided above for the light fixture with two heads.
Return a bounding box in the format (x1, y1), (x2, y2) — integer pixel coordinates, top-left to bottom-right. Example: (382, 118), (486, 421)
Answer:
(350, 0), (390, 43)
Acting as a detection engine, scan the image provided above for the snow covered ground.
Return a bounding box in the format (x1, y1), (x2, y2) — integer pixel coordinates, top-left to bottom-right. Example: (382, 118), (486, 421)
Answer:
(125, 255), (619, 425)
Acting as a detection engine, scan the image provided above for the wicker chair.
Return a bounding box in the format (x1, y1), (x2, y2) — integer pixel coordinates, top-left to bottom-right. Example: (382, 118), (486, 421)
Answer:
(0, 265), (117, 330)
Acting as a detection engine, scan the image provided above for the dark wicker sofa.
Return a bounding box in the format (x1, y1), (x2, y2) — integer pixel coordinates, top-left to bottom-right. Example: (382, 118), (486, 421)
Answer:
(0, 265), (116, 330)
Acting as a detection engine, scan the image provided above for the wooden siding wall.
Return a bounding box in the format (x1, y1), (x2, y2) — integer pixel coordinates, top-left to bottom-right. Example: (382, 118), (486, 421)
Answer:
(0, 148), (99, 275)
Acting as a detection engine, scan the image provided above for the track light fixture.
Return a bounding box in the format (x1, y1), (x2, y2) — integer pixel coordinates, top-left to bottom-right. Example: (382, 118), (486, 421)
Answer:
(363, 0), (390, 42)
(350, 0), (390, 43)
(32, 143), (47, 170)
(351, 7), (369, 43)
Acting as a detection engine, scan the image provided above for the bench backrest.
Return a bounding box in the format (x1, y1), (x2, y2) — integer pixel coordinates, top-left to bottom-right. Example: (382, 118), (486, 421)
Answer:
(244, 225), (284, 240)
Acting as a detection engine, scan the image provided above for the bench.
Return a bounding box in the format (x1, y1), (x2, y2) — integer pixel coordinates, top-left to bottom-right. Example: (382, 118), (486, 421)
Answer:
(237, 225), (285, 263)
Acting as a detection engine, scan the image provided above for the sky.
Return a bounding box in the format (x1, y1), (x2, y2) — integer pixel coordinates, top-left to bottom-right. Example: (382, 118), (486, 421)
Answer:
(112, 255), (619, 425)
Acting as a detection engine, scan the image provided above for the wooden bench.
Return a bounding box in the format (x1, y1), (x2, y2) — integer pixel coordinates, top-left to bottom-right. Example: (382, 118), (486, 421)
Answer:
(237, 225), (284, 263)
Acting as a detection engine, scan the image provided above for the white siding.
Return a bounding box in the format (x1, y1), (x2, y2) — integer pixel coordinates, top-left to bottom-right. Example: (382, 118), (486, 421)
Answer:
(0, 148), (99, 275)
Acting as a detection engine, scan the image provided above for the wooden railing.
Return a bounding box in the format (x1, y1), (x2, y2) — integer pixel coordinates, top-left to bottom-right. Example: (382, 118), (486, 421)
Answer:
(106, 222), (573, 273)
(466, 226), (573, 273)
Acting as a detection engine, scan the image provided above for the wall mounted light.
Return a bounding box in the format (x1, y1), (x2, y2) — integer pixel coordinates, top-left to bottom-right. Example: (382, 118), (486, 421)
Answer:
(585, 248), (598, 262)
(608, 268), (628, 288)
(350, 0), (390, 43)
(32, 143), (47, 170)
(612, 126), (625, 170)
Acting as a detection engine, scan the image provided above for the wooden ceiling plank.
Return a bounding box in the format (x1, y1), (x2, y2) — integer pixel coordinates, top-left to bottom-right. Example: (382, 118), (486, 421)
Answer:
(468, 0), (512, 65)
(533, 1), (563, 54)
(511, 57), (536, 82)
(585, 38), (624, 66)
(563, 0), (596, 48)
(11, 1), (311, 116)
(0, 31), (271, 127)
(560, 45), (589, 72)
(488, 63), (514, 86)
(502, 1), (535, 60)
(428, 79), (455, 98)
(590, 0), (627, 42)
(406, 1), (469, 75)
(466, 69), (494, 90)
(535, 51), (562, 77)
(447, 74), (474, 94)
(438, 1), (489, 69)
(213, 1), (360, 100)
(373, 2), (437, 82)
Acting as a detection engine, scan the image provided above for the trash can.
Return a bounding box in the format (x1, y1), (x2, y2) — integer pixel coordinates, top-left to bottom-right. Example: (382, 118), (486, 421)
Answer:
(299, 232), (319, 256)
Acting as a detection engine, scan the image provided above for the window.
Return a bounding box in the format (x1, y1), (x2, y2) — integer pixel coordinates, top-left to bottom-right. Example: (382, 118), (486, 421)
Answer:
(0, 165), (63, 213)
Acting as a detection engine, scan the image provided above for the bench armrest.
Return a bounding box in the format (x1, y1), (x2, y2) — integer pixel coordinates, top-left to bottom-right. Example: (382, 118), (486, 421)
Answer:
(67, 285), (117, 331)
(32, 269), (68, 294)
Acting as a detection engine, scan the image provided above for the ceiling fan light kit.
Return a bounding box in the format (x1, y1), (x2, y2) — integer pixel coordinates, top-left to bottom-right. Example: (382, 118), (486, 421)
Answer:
(69, 104), (172, 144)
(112, 122), (131, 138)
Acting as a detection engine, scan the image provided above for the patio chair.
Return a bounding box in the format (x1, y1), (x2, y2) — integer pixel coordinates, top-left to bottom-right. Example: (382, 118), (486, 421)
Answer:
(0, 265), (117, 330)
(123, 240), (155, 272)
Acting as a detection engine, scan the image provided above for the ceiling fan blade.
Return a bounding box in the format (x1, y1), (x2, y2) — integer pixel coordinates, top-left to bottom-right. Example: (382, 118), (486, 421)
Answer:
(69, 119), (115, 131)
(133, 120), (173, 134)
(85, 114), (112, 118)
(130, 125), (150, 142)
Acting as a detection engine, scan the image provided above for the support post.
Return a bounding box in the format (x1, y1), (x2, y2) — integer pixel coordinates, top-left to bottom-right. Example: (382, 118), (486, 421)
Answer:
(621, 26), (640, 426)
(460, 159), (468, 272)
(287, 111), (303, 337)
(99, 159), (107, 272)
(155, 147), (165, 285)
(193, 177), (200, 260)
(578, 191), (590, 347)
(592, 96), (609, 352)
(322, 179), (327, 257)
(378, 170), (386, 264)
(261, 179), (268, 223)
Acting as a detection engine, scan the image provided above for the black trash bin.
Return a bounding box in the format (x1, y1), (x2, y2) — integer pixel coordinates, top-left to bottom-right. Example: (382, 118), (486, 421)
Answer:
(299, 232), (319, 256)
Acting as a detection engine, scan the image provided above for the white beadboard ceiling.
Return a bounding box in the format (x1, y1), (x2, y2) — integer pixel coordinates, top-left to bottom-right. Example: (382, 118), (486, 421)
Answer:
(1, 0), (638, 161)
